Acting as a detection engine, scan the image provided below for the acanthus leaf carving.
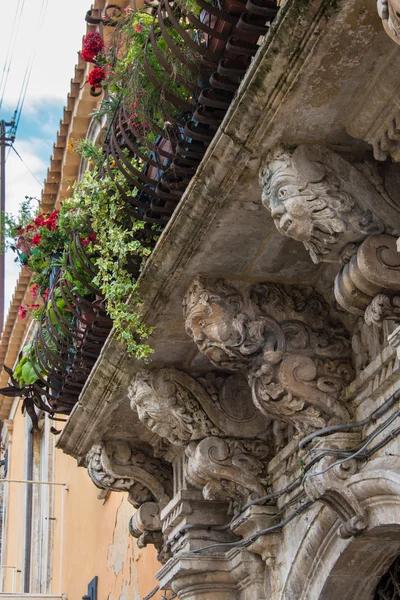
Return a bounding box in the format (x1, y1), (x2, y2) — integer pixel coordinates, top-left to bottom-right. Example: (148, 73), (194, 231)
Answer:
(86, 441), (173, 508)
(129, 368), (270, 446)
(184, 277), (353, 434)
(186, 437), (270, 505)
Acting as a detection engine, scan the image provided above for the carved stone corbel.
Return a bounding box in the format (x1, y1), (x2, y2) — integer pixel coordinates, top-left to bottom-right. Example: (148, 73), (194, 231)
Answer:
(186, 437), (270, 505)
(86, 441), (173, 508)
(129, 502), (164, 557)
(129, 368), (269, 446)
(184, 277), (353, 434)
(303, 434), (367, 539)
(259, 145), (391, 264)
(377, 0), (400, 45)
(335, 233), (400, 326)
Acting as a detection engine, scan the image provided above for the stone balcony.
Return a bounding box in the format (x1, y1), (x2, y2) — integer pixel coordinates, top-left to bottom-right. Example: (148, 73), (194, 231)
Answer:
(57, 0), (400, 598)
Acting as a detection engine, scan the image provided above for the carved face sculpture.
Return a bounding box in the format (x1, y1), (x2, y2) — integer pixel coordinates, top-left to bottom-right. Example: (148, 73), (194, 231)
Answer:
(260, 145), (382, 264)
(378, 0), (400, 44)
(130, 373), (188, 444)
(183, 276), (264, 369)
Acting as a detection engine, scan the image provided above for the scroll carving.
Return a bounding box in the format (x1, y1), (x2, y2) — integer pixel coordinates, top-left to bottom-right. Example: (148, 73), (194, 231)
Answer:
(129, 368), (269, 445)
(335, 234), (400, 326)
(186, 437), (270, 504)
(184, 277), (353, 433)
(129, 502), (164, 556)
(86, 441), (173, 508)
(377, 0), (400, 45)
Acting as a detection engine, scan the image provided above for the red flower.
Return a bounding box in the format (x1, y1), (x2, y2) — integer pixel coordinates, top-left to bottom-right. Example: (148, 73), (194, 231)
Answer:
(82, 31), (104, 56)
(30, 303), (41, 309)
(44, 218), (58, 231)
(42, 288), (49, 301)
(81, 47), (96, 62)
(134, 25), (142, 32)
(34, 216), (45, 227)
(31, 234), (42, 246)
(88, 67), (106, 88)
(18, 306), (27, 320)
(88, 233), (97, 243)
(80, 238), (89, 247)
(30, 284), (40, 298)
(25, 224), (35, 232)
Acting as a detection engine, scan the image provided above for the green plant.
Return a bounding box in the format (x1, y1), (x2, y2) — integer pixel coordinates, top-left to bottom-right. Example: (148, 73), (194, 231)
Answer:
(68, 156), (155, 359)
(94, 7), (200, 133)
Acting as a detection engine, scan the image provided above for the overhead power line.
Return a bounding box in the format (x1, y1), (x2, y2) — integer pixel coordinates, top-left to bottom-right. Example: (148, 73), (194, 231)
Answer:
(0, 0), (26, 111)
(10, 145), (42, 188)
(14, 0), (49, 134)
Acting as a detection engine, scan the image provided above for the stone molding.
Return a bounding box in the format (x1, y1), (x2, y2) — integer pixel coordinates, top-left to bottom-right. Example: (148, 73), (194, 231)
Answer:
(259, 145), (389, 264)
(335, 234), (400, 326)
(156, 549), (265, 600)
(86, 441), (173, 508)
(184, 276), (353, 433)
(303, 434), (367, 539)
(129, 368), (269, 446)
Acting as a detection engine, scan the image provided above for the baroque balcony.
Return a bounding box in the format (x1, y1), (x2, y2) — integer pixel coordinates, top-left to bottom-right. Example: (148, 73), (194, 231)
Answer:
(1, 0), (281, 423)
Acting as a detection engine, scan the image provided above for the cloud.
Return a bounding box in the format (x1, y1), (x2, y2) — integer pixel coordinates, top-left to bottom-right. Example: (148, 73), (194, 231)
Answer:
(1, 0), (87, 116)
(0, 0), (89, 314)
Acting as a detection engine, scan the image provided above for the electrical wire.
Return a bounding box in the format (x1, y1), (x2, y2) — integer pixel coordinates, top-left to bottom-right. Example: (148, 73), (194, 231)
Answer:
(14, 0), (49, 134)
(299, 393), (399, 449)
(190, 500), (313, 554)
(302, 408), (400, 483)
(0, 0), (26, 111)
(142, 395), (400, 598)
(10, 145), (42, 187)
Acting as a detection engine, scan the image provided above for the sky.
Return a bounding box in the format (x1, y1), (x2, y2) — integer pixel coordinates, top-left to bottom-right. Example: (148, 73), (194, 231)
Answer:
(1, 0), (89, 316)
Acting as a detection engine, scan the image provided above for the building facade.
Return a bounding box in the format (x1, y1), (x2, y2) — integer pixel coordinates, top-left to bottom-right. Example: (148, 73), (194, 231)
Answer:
(2, 0), (400, 599)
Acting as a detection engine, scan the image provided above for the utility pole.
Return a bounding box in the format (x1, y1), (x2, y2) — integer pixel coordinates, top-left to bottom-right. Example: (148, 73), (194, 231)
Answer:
(0, 116), (16, 337)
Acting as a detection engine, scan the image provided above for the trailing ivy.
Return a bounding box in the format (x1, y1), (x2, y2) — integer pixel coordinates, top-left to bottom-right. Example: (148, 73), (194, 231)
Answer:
(69, 150), (154, 359)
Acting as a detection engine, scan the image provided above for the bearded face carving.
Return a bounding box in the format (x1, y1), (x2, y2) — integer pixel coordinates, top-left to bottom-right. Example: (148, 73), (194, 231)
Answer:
(184, 277), (353, 433)
(378, 0), (400, 44)
(183, 276), (265, 370)
(260, 145), (384, 264)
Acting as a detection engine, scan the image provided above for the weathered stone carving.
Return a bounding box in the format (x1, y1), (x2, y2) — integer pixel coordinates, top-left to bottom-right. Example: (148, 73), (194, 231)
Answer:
(335, 234), (400, 326)
(186, 437), (270, 504)
(129, 368), (270, 445)
(129, 502), (164, 557)
(260, 145), (387, 264)
(86, 441), (173, 508)
(260, 145), (385, 263)
(184, 277), (353, 433)
(303, 434), (367, 539)
(378, 0), (400, 44)
(129, 369), (222, 446)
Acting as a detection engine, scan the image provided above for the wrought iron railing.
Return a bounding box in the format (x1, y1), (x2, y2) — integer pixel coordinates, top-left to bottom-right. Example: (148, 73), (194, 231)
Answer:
(2, 0), (280, 422)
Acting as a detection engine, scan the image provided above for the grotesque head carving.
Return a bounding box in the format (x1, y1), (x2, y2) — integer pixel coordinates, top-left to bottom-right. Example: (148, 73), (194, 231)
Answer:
(378, 0), (400, 44)
(129, 370), (221, 446)
(183, 275), (265, 369)
(183, 277), (353, 433)
(260, 145), (383, 263)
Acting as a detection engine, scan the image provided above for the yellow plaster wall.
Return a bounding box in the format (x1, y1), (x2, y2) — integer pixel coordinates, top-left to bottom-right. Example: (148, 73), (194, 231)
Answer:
(2, 401), (26, 593)
(51, 448), (164, 600)
(2, 406), (163, 599)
